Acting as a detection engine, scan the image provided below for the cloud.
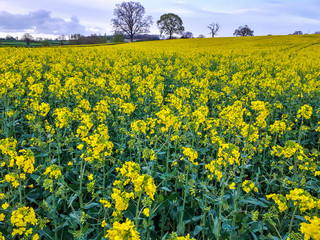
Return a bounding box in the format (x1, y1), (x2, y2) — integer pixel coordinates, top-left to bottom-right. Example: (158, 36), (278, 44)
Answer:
(200, 8), (260, 15)
(0, 10), (87, 35)
(157, 8), (194, 16)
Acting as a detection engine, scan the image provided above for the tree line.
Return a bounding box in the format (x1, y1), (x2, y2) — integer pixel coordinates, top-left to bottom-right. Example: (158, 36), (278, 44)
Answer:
(0, 32), (160, 47)
(110, 1), (255, 41)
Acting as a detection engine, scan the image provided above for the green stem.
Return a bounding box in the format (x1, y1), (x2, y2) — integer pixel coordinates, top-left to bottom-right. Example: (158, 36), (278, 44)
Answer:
(103, 209), (107, 237)
(18, 169), (22, 205)
(4, 96), (9, 138)
(236, 159), (246, 210)
(79, 158), (86, 210)
(217, 166), (227, 240)
(202, 193), (208, 240)
(146, 206), (153, 240)
(103, 163), (106, 190)
(266, 134), (277, 195)
(179, 167), (190, 226)
(298, 118), (303, 144)
(288, 204), (298, 233)
(135, 194), (142, 229)
(165, 131), (171, 179)
(52, 187), (58, 240)
(160, 208), (167, 237)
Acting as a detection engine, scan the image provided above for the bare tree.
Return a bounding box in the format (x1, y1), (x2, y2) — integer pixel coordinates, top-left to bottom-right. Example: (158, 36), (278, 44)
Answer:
(198, 34), (205, 38)
(58, 35), (66, 45)
(6, 35), (16, 41)
(21, 33), (33, 46)
(69, 34), (82, 44)
(35, 37), (43, 42)
(208, 22), (220, 38)
(111, 1), (153, 42)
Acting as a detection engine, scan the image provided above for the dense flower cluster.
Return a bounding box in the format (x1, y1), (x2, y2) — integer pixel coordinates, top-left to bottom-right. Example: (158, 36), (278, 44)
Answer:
(182, 147), (198, 165)
(10, 206), (38, 238)
(286, 188), (320, 213)
(297, 105), (313, 119)
(106, 218), (140, 240)
(300, 216), (320, 240)
(266, 193), (288, 212)
(242, 180), (258, 194)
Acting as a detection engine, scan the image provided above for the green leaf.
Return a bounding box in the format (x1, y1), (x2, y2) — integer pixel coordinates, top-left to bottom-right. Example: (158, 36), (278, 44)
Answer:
(82, 222), (89, 233)
(30, 174), (40, 181)
(160, 186), (171, 192)
(192, 215), (202, 222)
(193, 225), (202, 236)
(83, 202), (101, 209)
(152, 193), (178, 215)
(250, 231), (259, 240)
(36, 153), (49, 158)
(177, 221), (185, 235)
(213, 217), (219, 238)
(40, 227), (53, 240)
(69, 211), (81, 225)
(55, 221), (70, 232)
(249, 222), (263, 233)
(68, 193), (79, 208)
(241, 197), (268, 208)
(161, 232), (169, 240)
(222, 221), (238, 231)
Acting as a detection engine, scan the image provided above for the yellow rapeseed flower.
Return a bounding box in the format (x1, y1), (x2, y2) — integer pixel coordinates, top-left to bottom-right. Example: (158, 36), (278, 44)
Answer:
(2, 202), (9, 210)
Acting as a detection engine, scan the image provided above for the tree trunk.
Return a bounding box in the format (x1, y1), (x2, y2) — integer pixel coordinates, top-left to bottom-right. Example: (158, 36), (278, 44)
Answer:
(130, 35), (134, 42)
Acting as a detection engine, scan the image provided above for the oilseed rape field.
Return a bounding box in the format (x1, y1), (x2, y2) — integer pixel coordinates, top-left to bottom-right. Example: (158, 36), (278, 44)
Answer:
(0, 35), (320, 240)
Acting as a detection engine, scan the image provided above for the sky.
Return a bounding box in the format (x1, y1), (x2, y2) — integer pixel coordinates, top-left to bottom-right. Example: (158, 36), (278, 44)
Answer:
(0, 0), (320, 39)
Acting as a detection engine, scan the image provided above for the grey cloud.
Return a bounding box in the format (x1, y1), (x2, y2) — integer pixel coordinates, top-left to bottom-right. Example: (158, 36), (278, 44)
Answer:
(0, 10), (87, 35)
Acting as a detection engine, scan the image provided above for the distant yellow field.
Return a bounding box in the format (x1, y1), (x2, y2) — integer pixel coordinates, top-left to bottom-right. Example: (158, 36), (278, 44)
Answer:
(115, 34), (320, 53)
(0, 35), (319, 240)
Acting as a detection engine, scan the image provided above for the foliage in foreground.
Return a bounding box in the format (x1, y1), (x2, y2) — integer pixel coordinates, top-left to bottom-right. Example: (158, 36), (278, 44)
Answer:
(0, 35), (320, 239)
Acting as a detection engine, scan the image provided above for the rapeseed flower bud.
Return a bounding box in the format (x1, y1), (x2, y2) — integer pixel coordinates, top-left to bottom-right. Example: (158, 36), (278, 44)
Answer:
(100, 199), (111, 208)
